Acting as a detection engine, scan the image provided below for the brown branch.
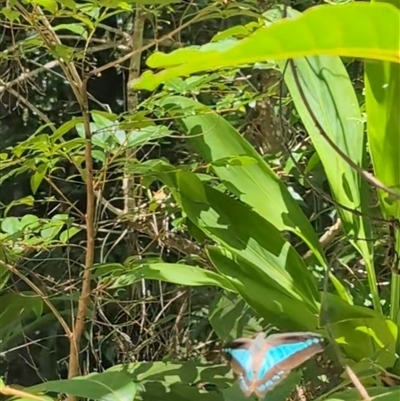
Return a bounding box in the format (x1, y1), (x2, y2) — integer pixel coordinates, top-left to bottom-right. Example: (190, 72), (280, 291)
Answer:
(16, 4), (96, 391)
(8, 1), (215, 388)
(303, 219), (342, 260)
(67, 78), (95, 384)
(344, 365), (372, 401)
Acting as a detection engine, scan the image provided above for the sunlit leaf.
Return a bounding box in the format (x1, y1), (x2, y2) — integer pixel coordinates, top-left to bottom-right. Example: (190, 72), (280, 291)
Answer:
(31, 163), (48, 194)
(1, 217), (21, 235)
(59, 227), (81, 243)
(95, 262), (235, 292)
(133, 3), (400, 90)
(30, 371), (137, 401)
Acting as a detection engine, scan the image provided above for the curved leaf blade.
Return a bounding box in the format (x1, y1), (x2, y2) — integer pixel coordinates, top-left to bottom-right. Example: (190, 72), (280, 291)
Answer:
(95, 262), (235, 292)
(133, 3), (400, 90)
(161, 96), (326, 267)
(30, 371), (137, 401)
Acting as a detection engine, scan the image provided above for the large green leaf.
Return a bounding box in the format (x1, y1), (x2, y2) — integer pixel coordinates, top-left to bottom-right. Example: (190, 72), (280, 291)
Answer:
(134, 160), (319, 330)
(30, 371), (137, 401)
(140, 160), (319, 307)
(365, 2), (400, 218)
(160, 97), (348, 300)
(160, 96), (325, 266)
(276, 8), (378, 310)
(95, 262), (235, 292)
(109, 361), (302, 401)
(133, 3), (400, 90)
(110, 361), (229, 401)
(321, 294), (398, 365)
(109, 361), (229, 383)
(167, 169), (320, 330)
(365, 0), (400, 337)
(208, 247), (319, 331)
(178, 171), (319, 304)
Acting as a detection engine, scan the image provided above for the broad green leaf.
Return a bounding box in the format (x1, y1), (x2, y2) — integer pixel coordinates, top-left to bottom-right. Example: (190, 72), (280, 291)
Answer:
(109, 361), (230, 401)
(109, 361), (229, 383)
(365, 0), (400, 334)
(277, 8), (377, 310)
(53, 23), (87, 38)
(56, 0), (76, 10)
(10, 397), (52, 401)
(52, 118), (83, 141)
(95, 262), (236, 292)
(133, 3), (400, 90)
(126, 125), (172, 148)
(91, 110), (118, 128)
(208, 247), (319, 331)
(110, 359), (303, 401)
(30, 371), (137, 401)
(365, 1), (400, 218)
(160, 96), (326, 268)
(322, 293), (397, 366)
(1, 7), (21, 22)
(177, 171), (319, 306)
(133, 384), (222, 401)
(140, 162), (320, 329)
(20, 214), (40, 230)
(331, 318), (397, 368)
(50, 44), (75, 62)
(1, 217), (21, 234)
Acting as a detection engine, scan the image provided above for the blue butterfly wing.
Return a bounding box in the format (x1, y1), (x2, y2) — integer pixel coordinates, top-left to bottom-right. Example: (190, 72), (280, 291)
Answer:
(254, 333), (325, 398)
(224, 332), (324, 398)
(226, 348), (254, 395)
(223, 333), (265, 396)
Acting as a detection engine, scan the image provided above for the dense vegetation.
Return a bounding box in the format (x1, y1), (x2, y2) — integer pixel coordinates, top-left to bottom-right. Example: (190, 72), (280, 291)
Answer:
(0, 0), (399, 400)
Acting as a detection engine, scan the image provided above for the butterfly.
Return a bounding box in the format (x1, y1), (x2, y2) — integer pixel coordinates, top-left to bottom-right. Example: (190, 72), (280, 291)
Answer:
(223, 331), (325, 398)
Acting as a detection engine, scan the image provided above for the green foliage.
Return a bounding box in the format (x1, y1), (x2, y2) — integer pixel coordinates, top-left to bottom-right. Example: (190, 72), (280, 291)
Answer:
(133, 3), (400, 90)
(0, 293), (43, 352)
(277, 7), (377, 310)
(31, 370), (137, 401)
(364, 0), (400, 339)
(1, 0), (400, 400)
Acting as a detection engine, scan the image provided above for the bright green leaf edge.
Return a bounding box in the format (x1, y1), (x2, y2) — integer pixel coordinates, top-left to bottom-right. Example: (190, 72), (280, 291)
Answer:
(133, 3), (400, 90)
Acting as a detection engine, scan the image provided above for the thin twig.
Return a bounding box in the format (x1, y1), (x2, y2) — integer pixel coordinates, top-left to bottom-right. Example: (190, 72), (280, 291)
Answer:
(5, 263), (72, 338)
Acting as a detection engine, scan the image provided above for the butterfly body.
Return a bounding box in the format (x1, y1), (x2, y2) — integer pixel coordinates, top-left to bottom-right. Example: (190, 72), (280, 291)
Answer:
(223, 331), (325, 398)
